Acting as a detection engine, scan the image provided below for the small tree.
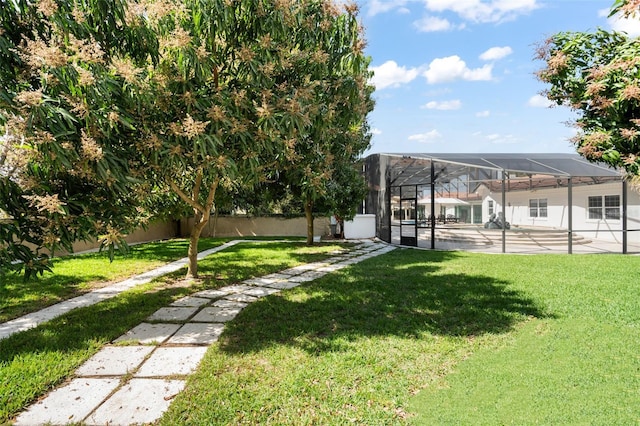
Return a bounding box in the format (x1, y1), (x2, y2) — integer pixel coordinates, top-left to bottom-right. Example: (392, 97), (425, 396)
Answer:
(324, 161), (369, 237)
(536, 0), (640, 179)
(274, 4), (374, 244)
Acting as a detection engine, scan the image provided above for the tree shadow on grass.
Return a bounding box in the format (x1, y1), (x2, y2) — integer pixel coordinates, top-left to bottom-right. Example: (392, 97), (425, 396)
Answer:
(0, 285), (189, 363)
(0, 241), (351, 361)
(192, 241), (355, 284)
(0, 285), (196, 422)
(0, 240), (338, 323)
(220, 250), (551, 355)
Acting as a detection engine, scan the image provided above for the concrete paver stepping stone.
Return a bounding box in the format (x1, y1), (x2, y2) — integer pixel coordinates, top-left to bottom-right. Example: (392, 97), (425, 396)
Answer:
(212, 299), (248, 309)
(170, 296), (211, 307)
(76, 346), (154, 376)
(191, 307), (243, 323)
(86, 379), (185, 425)
(135, 347), (208, 377)
(114, 323), (182, 345)
(14, 378), (120, 426)
(310, 262), (333, 268)
(192, 288), (232, 299)
(316, 264), (346, 273)
(224, 293), (258, 303)
(261, 273), (294, 281)
(167, 323), (225, 345)
(243, 277), (285, 287)
(147, 306), (199, 322)
(277, 268), (303, 276)
(264, 280), (303, 290)
(242, 286), (281, 298)
(287, 274), (319, 283)
(221, 284), (256, 293)
(301, 271), (327, 279)
(286, 264), (320, 272)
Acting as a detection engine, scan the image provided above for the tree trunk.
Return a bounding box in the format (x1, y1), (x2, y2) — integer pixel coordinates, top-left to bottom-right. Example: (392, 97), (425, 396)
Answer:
(304, 199), (314, 245)
(186, 213), (208, 278)
(173, 176), (218, 279)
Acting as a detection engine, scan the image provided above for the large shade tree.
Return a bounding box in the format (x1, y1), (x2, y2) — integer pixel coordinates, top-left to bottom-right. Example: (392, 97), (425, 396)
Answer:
(537, 0), (640, 180)
(0, 0), (157, 277)
(1, 0), (373, 278)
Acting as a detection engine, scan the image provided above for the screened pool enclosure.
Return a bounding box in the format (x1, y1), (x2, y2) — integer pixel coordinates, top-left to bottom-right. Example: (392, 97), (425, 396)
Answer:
(362, 153), (640, 254)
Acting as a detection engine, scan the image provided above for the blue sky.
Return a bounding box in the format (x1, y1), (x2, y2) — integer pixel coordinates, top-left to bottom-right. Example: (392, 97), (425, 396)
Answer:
(360, 0), (640, 155)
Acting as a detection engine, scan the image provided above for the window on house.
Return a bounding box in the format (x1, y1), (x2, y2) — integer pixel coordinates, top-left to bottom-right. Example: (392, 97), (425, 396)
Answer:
(529, 198), (548, 218)
(588, 195), (620, 220)
(588, 196), (602, 219)
(605, 195), (620, 220)
(488, 200), (494, 216)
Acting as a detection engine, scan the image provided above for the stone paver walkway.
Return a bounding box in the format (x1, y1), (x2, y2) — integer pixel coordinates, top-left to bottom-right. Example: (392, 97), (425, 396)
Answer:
(0, 240), (243, 341)
(12, 240), (394, 425)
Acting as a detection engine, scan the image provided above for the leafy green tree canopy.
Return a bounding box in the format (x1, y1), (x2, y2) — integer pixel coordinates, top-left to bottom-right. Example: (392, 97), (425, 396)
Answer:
(537, 0), (640, 179)
(1, 0), (156, 277)
(1, 0), (373, 278)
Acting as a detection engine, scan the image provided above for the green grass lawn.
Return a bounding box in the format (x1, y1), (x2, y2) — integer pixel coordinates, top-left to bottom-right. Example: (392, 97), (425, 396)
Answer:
(0, 240), (343, 422)
(159, 249), (640, 425)
(408, 253), (640, 425)
(2, 243), (639, 424)
(0, 238), (228, 322)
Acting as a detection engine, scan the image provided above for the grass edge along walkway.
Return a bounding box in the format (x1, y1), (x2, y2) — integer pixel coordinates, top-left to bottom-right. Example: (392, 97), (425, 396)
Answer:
(2, 239), (258, 340)
(13, 241), (395, 425)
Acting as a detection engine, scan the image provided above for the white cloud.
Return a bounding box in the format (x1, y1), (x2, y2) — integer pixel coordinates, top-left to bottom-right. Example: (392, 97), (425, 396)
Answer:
(423, 55), (493, 84)
(414, 15), (462, 32)
(479, 46), (513, 61)
(371, 128), (382, 135)
(528, 94), (554, 108)
(367, 0), (409, 17)
(422, 99), (462, 110)
(408, 130), (442, 142)
(485, 132), (518, 144)
(424, 0), (539, 24)
(370, 60), (420, 90)
(607, 12), (640, 38)
(476, 110), (491, 117)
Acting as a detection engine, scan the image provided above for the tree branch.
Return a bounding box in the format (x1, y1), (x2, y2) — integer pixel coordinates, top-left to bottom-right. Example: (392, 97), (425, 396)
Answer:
(193, 167), (203, 206)
(167, 179), (205, 213)
(202, 176), (220, 222)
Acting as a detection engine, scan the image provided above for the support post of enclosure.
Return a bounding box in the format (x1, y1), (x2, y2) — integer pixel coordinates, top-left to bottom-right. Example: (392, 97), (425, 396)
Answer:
(501, 170), (506, 253)
(568, 177), (572, 254)
(430, 161), (435, 250)
(414, 184), (418, 245)
(623, 179), (628, 254)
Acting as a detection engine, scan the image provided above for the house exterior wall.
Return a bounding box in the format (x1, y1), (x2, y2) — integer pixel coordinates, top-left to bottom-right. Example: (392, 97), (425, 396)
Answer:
(483, 181), (640, 243)
(363, 154), (391, 242)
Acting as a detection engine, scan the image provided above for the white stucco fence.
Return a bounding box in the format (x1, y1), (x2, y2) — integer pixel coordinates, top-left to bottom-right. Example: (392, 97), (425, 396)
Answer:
(344, 214), (376, 239)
